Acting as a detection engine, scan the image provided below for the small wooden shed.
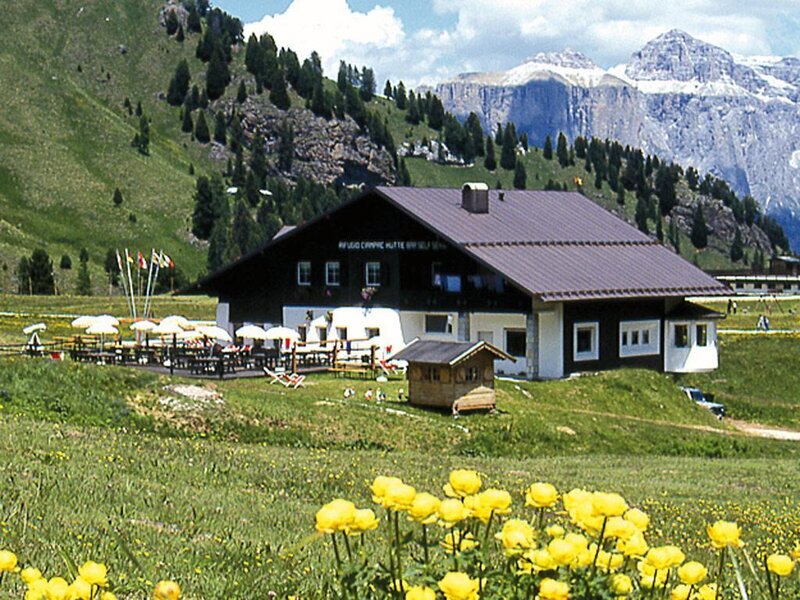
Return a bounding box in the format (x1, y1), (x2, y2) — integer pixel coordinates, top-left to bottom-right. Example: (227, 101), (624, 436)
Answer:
(392, 340), (514, 414)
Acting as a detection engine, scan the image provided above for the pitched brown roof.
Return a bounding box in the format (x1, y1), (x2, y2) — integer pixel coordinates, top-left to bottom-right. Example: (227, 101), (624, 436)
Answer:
(391, 339), (514, 364)
(375, 187), (727, 301)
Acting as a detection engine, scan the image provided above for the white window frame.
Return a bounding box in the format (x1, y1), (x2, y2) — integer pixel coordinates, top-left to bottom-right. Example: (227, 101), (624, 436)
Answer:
(365, 261), (381, 286)
(619, 319), (660, 357)
(695, 323), (709, 347)
(504, 328), (527, 358)
(424, 314), (451, 334)
(325, 261), (341, 287)
(297, 261), (311, 286)
(573, 321), (599, 362)
(673, 322), (690, 348)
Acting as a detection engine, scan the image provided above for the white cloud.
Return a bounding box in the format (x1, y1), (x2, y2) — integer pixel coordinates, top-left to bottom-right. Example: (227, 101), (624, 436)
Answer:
(242, 0), (797, 88)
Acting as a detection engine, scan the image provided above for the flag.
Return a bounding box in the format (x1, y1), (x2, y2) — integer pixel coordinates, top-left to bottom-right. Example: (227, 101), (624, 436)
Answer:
(137, 251), (147, 269)
(162, 253), (174, 269)
(115, 250), (123, 271)
(126, 252), (134, 264)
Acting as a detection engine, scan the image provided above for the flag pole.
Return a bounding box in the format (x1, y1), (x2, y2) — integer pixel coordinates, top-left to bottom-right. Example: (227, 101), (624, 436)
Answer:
(125, 248), (137, 320)
(149, 250), (163, 317)
(143, 249), (156, 318)
(117, 250), (133, 320)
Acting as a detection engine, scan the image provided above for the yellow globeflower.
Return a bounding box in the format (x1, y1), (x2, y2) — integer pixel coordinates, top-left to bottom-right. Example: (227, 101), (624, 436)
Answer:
(0, 550), (18, 573)
(617, 531), (649, 558)
(21, 567), (43, 585)
(545, 524), (565, 539)
(766, 554), (795, 577)
(564, 533), (589, 553)
(677, 561), (708, 585)
(670, 584), (692, 600)
(706, 521), (743, 549)
(100, 593), (117, 600)
(438, 498), (470, 527)
(572, 501), (604, 536)
(385, 482), (417, 511)
(496, 519), (535, 551)
(645, 546), (685, 570)
(372, 476), (404, 507)
(78, 562), (108, 588)
(444, 470), (482, 498)
(547, 539), (578, 566)
(695, 584), (717, 600)
(536, 577), (570, 600)
(610, 573), (633, 596)
(438, 571), (480, 600)
(624, 508), (650, 532)
(595, 550), (624, 573)
(638, 561), (668, 589)
(562, 489), (592, 513)
(348, 508), (380, 535)
(791, 543), (800, 561)
(46, 577), (70, 600)
(25, 578), (48, 600)
(315, 499), (357, 534)
(440, 531), (479, 554)
(605, 517), (637, 541)
(405, 586), (436, 600)
(480, 489), (512, 515)
(525, 482), (559, 508)
(408, 493), (441, 525)
(67, 577), (92, 600)
(153, 580), (181, 600)
(592, 492), (628, 518)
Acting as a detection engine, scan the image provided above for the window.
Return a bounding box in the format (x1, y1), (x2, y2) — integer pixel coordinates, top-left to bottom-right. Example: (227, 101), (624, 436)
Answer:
(573, 322), (599, 361)
(425, 314), (451, 334)
(432, 262), (443, 287)
(423, 366), (441, 382)
(505, 329), (527, 357)
(297, 261), (311, 286)
(325, 261), (341, 286)
(336, 327), (348, 341)
(297, 325), (307, 343)
(317, 326), (327, 345)
(365, 262), (381, 286)
(674, 324), (689, 348)
(477, 331), (494, 345)
(619, 320), (660, 357)
(466, 366), (480, 382)
(366, 327), (380, 339)
(696, 323), (708, 347)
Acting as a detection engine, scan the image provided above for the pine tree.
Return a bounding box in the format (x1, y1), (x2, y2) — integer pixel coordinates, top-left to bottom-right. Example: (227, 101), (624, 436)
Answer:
(396, 158), (411, 186)
(231, 198), (258, 257)
(543, 135), (553, 160)
(484, 136), (497, 171)
(187, 5), (202, 33)
(513, 158), (527, 189)
(206, 49), (230, 101)
(269, 68), (290, 110)
(495, 123), (503, 145)
(207, 219), (230, 273)
(655, 164), (677, 216)
(616, 186), (625, 206)
(191, 176), (216, 239)
(337, 61), (349, 93)
(245, 169), (260, 208)
(76, 249), (91, 295)
(194, 111), (210, 143)
(175, 24), (185, 42)
(60, 254), (72, 270)
(311, 81), (332, 118)
(236, 80), (247, 103)
(28, 249), (55, 295)
(360, 67), (376, 102)
(131, 114), (150, 155)
(405, 92), (420, 125)
(519, 132), (529, 152)
(466, 113), (484, 157)
(394, 81), (407, 109)
(383, 80), (393, 98)
(113, 187), (123, 207)
(656, 217), (664, 242)
(730, 227), (744, 262)
(16, 256), (30, 294)
(181, 108), (194, 133)
(690, 205), (708, 249)
(277, 121), (294, 172)
(635, 196), (649, 234)
(135, 101), (143, 117)
(257, 203), (283, 240)
(104, 248), (119, 288)
(428, 96), (445, 130)
(165, 10), (179, 35)
(213, 111), (227, 144)
(167, 59), (191, 106)
(196, 28), (214, 62)
(250, 133), (267, 184)
(556, 132), (569, 167)
(500, 126), (516, 170)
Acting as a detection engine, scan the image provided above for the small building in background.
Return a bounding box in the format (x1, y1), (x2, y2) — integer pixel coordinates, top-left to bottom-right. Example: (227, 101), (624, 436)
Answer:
(392, 340), (513, 414)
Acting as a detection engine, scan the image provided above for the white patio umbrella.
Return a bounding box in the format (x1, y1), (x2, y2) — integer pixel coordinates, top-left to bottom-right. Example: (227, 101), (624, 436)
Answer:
(23, 323), (47, 335)
(86, 322), (119, 349)
(264, 326), (300, 341)
(235, 324), (269, 340)
(152, 321), (184, 336)
(130, 320), (156, 332)
(71, 315), (97, 329)
(95, 314), (120, 326)
(197, 325), (232, 343)
(177, 329), (204, 341)
(160, 315), (191, 330)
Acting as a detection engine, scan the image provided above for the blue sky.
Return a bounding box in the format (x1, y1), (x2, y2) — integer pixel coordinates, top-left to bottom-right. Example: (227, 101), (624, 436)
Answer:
(214, 1), (800, 86)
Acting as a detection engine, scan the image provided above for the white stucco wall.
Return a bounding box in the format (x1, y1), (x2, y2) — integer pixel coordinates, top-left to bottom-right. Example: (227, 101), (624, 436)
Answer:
(664, 320), (719, 373)
(469, 312), (527, 375)
(538, 303), (564, 379)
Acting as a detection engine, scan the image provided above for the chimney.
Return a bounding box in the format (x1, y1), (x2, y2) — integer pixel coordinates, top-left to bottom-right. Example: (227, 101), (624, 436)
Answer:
(461, 182), (489, 213)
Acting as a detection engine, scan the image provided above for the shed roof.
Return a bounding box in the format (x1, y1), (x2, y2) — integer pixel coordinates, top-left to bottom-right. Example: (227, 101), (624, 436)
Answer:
(391, 339), (514, 365)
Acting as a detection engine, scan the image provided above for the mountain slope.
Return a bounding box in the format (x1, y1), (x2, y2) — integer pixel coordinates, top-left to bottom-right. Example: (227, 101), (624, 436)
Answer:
(0, 0), (212, 291)
(429, 30), (800, 249)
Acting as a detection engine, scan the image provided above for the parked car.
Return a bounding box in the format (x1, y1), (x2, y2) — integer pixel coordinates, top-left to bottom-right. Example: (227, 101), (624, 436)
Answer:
(680, 386), (726, 419)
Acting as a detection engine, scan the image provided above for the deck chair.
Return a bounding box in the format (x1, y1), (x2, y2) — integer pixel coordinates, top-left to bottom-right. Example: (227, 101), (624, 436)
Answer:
(284, 373), (307, 389)
(264, 367), (290, 386)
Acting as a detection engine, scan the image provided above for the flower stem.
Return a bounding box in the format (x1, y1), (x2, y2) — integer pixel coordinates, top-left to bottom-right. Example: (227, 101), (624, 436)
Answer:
(422, 524), (430, 566)
(331, 533), (343, 573)
(393, 511), (403, 586)
(343, 531), (353, 562)
(483, 510), (495, 546)
(715, 547), (726, 600)
(591, 516), (608, 574)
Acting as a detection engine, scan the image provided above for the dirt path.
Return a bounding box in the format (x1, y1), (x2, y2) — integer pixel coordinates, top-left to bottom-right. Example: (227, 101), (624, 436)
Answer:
(728, 420), (800, 441)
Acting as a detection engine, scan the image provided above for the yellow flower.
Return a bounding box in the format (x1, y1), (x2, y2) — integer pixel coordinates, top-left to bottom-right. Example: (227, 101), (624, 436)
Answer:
(645, 546), (685, 571)
(444, 470), (482, 498)
(405, 586), (436, 600)
(438, 571), (480, 600)
(438, 498), (470, 527)
(408, 493), (441, 524)
(315, 499), (356, 534)
(695, 584), (717, 600)
(706, 521), (743, 549)
(791, 543), (800, 561)
(153, 580), (181, 600)
(536, 577), (570, 600)
(617, 531), (649, 558)
(677, 561), (708, 585)
(66, 577), (92, 600)
(496, 519), (535, 551)
(609, 574), (633, 596)
(348, 508), (380, 535)
(383, 482), (415, 511)
(21, 567), (43, 585)
(520, 549), (556, 574)
(562, 488), (592, 513)
(572, 501), (604, 536)
(100, 593), (117, 600)
(0, 550), (18, 573)
(372, 476), (404, 507)
(46, 577), (70, 600)
(545, 524), (565, 539)
(670, 584), (692, 600)
(592, 492), (628, 518)
(525, 482), (559, 508)
(440, 531), (479, 554)
(766, 554), (795, 577)
(624, 508), (650, 532)
(548, 539), (578, 566)
(25, 578), (48, 600)
(78, 562), (108, 588)
(605, 517), (637, 540)
(595, 550), (624, 573)
(638, 561), (669, 589)
(564, 533), (589, 553)
(479, 489), (512, 515)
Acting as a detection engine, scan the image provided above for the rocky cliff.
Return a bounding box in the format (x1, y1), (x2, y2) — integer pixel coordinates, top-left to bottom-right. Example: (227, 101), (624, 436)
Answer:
(430, 30), (800, 248)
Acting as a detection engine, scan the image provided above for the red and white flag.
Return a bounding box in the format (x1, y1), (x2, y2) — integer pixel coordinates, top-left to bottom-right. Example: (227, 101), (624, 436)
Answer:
(115, 250), (123, 271)
(137, 251), (147, 269)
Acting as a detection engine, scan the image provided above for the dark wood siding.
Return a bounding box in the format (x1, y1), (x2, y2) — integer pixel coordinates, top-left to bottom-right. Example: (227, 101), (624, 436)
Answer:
(562, 299), (665, 374)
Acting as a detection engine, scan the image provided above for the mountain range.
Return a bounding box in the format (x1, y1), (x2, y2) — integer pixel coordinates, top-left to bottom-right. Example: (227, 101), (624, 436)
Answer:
(430, 30), (800, 249)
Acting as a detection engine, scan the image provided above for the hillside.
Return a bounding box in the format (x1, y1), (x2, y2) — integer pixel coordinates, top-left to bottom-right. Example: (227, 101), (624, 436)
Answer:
(0, 0), (216, 291)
